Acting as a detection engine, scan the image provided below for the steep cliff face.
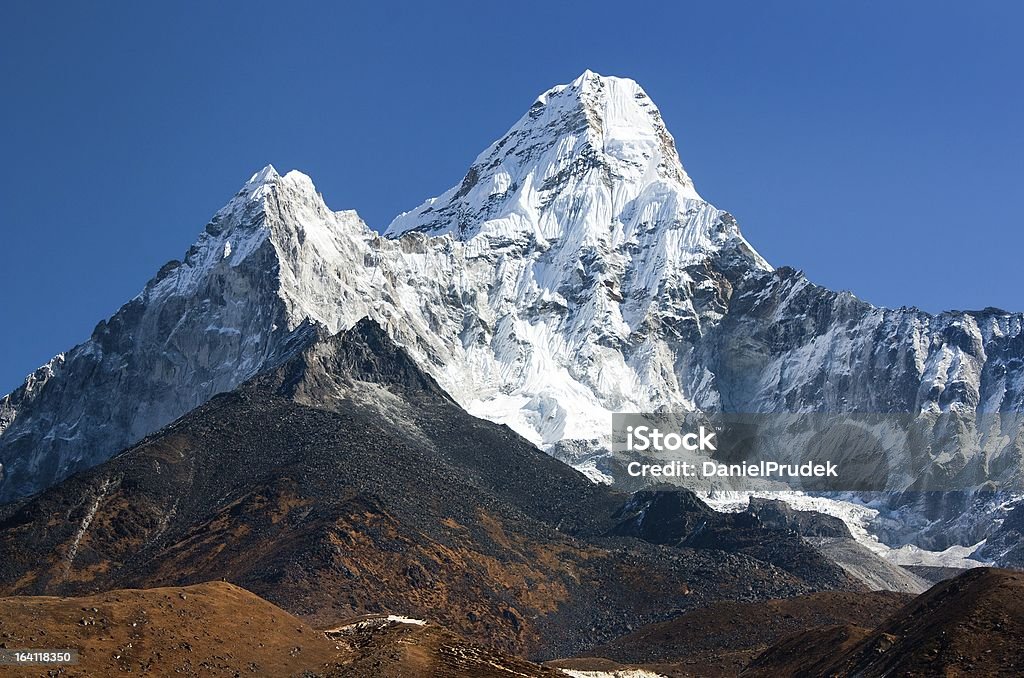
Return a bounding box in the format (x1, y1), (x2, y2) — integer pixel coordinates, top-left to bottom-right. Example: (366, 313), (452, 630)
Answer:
(2, 71), (1022, 550)
(707, 265), (1024, 416)
(0, 172), (295, 499)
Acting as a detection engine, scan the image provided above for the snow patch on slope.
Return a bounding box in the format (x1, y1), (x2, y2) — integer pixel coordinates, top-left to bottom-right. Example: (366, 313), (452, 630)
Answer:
(704, 491), (990, 569)
(559, 669), (667, 678)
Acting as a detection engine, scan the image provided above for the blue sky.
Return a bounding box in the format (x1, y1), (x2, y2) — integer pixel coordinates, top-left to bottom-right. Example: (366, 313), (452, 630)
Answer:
(1, 1), (1022, 393)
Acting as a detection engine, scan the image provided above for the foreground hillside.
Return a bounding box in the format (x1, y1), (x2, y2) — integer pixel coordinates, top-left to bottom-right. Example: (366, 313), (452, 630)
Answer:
(0, 582), (344, 677)
(553, 590), (913, 677)
(2, 569), (1021, 677)
(0, 582), (558, 678)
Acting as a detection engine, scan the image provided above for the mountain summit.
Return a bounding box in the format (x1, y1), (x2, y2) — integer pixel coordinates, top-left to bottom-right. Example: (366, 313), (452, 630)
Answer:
(386, 70), (706, 242)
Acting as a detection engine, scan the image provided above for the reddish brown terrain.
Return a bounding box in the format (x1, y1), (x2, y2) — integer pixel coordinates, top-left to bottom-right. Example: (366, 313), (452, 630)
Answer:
(4, 571), (1022, 676)
(325, 616), (559, 678)
(550, 590), (912, 677)
(747, 568), (1024, 677)
(0, 582), (560, 677)
(0, 582), (345, 677)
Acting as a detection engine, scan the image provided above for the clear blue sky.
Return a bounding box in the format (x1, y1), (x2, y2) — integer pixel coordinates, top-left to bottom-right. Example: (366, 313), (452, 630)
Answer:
(1, 1), (1021, 394)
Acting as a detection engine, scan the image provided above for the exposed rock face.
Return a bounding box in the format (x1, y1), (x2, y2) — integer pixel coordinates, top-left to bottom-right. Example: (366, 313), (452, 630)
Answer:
(608, 489), (718, 544)
(0, 173), (298, 501)
(747, 497), (852, 539)
(2, 71), (1023, 550)
(976, 503), (1024, 567)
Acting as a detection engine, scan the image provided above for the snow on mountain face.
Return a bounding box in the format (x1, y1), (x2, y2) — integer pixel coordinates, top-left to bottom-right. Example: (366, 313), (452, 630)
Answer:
(384, 70), (772, 454)
(2, 70), (1024, 551)
(386, 70), (704, 241)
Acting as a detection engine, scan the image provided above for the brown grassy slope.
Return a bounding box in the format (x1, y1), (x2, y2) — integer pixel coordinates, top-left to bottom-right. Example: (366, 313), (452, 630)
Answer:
(748, 567), (1024, 677)
(740, 624), (873, 677)
(0, 581), (345, 677)
(551, 590), (911, 677)
(0, 582), (559, 677)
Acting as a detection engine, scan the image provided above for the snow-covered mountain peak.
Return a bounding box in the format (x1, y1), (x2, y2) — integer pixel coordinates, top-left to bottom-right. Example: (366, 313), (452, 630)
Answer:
(1, 74), (776, 505)
(214, 164), (280, 223)
(221, 165), (320, 214)
(211, 165), (348, 241)
(247, 163), (280, 186)
(385, 70), (703, 242)
(535, 69), (694, 187)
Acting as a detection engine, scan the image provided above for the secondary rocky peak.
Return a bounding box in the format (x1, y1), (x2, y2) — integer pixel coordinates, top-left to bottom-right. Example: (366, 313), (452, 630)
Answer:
(221, 165), (321, 215)
(254, 317), (448, 403)
(202, 165), (366, 283)
(247, 163), (280, 186)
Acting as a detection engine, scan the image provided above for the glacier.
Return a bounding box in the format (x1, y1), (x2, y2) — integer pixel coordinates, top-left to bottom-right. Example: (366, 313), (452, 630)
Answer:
(2, 70), (1023, 553)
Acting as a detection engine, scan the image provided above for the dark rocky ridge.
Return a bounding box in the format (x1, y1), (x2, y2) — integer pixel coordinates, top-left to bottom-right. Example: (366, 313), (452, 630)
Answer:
(606, 489), (920, 592)
(746, 497), (851, 539)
